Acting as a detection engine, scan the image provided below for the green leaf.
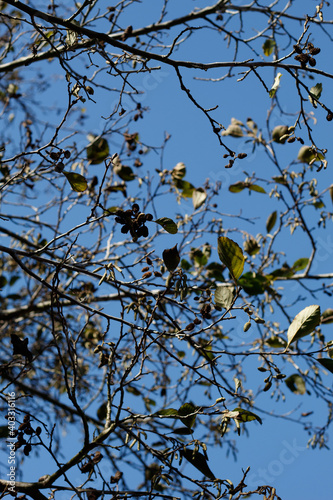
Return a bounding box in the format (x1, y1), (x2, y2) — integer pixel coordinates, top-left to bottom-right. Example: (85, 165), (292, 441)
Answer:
(86, 136), (109, 164)
(308, 82), (323, 108)
(229, 181), (246, 193)
(285, 374), (306, 395)
(232, 408), (262, 425)
(292, 258), (309, 273)
(174, 178), (195, 197)
(162, 245), (180, 272)
(318, 358), (333, 374)
(155, 408), (178, 417)
(249, 184), (266, 194)
(287, 305), (321, 347)
(180, 448), (215, 480)
(155, 217), (178, 234)
(190, 245), (211, 267)
(321, 308), (333, 324)
(214, 285), (235, 310)
(266, 211), (277, 233)
(297, 146), (325, 164)
(238, 272), (268, 295)
(265, 336), (287, 348)
(192, 188), (207, 209)
(113, 163), (135, 181)
(178, 403), (196, 429)
(217, 236), (244, 281)
(262, 38), (276, 56)
(62, 171), (87, 192)
(269, 72), (282, 98)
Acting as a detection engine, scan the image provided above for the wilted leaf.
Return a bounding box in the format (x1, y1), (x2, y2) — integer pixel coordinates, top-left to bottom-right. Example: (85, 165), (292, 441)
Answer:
(155, 217), (178, 234)
(192, 188), (207, 209)
(217, 236), (244, 281)
(243, 237), (260, 256)
(63, 171), (88, 192)
(285, 374), (306, 394)
(222, 119), (244, 137)
(287, 305), (321, 347)
(269, 72), (282, 98)
(87, 136), (109, 164)
(266, 211), (277, 233)
(214, 285), (235, 310)
(163, 245), (180, 272)
(262, 38), (276, 56)
(180, 448), (215, 480)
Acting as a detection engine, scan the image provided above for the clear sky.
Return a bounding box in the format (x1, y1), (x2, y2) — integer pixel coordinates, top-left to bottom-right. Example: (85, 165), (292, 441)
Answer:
(1, 1), (333, 499)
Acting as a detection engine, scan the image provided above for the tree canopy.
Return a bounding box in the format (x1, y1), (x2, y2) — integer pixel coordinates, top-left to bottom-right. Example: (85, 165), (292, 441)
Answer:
(0, 1), (333, 499)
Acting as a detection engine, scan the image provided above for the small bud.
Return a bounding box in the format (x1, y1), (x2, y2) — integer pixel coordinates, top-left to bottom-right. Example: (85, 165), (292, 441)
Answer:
(243, 321), (252, 332)
(308, 57), (316, 67)
(142, 271), (152, 279)
(326, 113), (333, 121)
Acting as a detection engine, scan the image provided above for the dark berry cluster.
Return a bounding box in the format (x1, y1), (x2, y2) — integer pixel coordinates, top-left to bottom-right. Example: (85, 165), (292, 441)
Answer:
(294, 42), (320, 68)
(115, 204), (153, 242)
(9, 414), (41, 456)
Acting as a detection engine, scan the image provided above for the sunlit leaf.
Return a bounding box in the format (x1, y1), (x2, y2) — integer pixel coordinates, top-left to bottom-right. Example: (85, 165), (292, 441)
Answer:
(174, 178), (195, 197)
(249, 184), (266, 194)
(266, 211), (277, 233)
(285, 374), (306, 394)
(321, 308), (333, 324)
(232, 408), (262, 425)
(308, 82), (322, 108)
(63, 171), (88, 192)
(269, 72), (282, 98)
(287, 305), (321, 347)
(192, 188), (207, 209)
(292, 258), (309, 273)
(155, 217), (178, 234)
(229, 181), (246, 193)
(297, 146), (325, 164)
(214, 285), (235, 310)
(217, 236), (244, 281)
(262, 38), (276, 56)
(172, 162), (186, 180)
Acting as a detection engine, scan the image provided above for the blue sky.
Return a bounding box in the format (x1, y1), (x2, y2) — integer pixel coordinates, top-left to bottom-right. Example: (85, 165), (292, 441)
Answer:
(1, 1), (333, 499)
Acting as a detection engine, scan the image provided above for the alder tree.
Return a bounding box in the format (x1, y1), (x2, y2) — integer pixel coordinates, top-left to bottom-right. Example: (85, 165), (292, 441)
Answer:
(0, 1), (333, 499)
